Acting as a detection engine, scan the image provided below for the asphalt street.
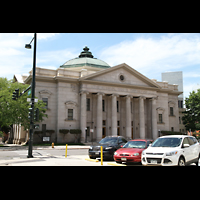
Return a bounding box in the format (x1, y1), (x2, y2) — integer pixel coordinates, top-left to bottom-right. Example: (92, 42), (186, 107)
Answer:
(0, 148), (143, 166)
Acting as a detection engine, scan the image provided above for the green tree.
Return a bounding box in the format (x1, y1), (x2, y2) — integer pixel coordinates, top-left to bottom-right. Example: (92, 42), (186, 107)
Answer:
(0, 77), (47, 131)
(182, 89), (200, 132)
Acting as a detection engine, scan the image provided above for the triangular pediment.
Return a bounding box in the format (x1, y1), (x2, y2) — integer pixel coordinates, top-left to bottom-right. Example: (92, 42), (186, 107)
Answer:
(79, 63), (161, 89)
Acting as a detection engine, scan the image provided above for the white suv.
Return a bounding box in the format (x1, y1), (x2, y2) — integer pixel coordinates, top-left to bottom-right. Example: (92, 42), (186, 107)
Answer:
(142, 135), (200, 166)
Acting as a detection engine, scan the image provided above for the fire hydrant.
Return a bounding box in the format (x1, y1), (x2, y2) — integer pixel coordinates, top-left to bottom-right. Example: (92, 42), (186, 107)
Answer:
(52, 142), (54, 148)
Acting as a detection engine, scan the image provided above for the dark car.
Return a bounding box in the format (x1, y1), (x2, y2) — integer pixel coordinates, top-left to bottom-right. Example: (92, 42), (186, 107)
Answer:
(88, 136), (128, 160)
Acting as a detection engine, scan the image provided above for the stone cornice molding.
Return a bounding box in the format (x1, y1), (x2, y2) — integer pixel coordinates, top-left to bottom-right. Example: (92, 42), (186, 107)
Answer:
(65, 101), (78, 107)
(39, 89), (52, 98)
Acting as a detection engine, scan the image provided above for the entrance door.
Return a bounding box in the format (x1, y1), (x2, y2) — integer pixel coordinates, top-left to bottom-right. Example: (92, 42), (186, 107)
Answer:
(102, 127), (106, 138)
(117, 127), (120, 136)
(132, 127), (134, 139)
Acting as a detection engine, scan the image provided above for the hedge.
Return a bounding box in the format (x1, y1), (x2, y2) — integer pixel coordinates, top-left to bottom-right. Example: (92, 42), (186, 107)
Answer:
(69, 129), (82, 134)
(161, 131), (184, 135)
(59, 129), (69, 134)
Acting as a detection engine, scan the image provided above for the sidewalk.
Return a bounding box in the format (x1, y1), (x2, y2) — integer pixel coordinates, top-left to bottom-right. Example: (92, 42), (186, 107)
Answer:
(0, 143), (91, 151)
(0, 154), (101, 166)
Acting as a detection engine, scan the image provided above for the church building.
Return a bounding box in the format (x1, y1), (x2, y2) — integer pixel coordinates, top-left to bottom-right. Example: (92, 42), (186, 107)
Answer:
(13, 46), (182, 144)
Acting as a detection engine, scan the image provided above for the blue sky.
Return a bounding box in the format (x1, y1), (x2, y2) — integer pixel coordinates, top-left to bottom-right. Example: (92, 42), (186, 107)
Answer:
(1, 33), (200, 99)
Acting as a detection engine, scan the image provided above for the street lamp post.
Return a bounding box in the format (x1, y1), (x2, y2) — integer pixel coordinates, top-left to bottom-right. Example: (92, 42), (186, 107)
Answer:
(25, 33), (37, 158)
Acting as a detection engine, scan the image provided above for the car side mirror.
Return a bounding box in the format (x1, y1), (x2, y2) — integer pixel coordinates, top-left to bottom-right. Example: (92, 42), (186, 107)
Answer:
(148, 144), (152, 147)
(183, 144), (190, 148)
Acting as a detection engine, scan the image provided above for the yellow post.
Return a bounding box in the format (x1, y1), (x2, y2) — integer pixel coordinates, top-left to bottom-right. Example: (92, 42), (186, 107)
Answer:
(101, 146), (103, 165)
(65, 144), (68, 158)
(52, 142), (54, 148)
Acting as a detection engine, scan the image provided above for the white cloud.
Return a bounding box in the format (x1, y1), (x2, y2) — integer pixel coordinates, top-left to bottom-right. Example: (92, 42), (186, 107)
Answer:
(0, 33), (61, 80)
(36, 48), (78, 67)
(18, 33), (60, 40)
(100, 33), (200, 79)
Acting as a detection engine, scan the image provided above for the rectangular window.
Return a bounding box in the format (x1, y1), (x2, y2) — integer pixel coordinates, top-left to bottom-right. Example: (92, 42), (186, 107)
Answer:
(131, 101), (132, 113)
(170, 107), (174, 116)
(178, 100), (183, 108)
(117, 100), (119, 112)
(68, 109), (73, 120)
(179, 117), (181, 124)
(42, 124), (46, 133)
(42, 98), (48, 109)
(87, 98), (90, 111)
(103, 120), (106, 126)
(171, 127), (174, 132)
(102, 99), (105, 112)
(159, 114), (163, 123)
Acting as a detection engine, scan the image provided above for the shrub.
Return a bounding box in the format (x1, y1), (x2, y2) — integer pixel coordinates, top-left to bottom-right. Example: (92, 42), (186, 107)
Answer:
(59, 129), (69, 134)
(70, 129), (82, 134)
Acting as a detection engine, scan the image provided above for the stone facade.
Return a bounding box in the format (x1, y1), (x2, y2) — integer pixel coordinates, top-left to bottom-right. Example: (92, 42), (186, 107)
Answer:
(12, 46), (182, 144)
(15, 62), (181, 144)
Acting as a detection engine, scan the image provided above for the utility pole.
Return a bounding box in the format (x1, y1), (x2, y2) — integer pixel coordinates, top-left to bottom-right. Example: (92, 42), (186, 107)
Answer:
(26, 33), (37, 158)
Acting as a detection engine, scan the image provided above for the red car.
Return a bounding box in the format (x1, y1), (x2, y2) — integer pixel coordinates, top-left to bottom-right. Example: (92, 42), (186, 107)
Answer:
(114, 139), (153, 164)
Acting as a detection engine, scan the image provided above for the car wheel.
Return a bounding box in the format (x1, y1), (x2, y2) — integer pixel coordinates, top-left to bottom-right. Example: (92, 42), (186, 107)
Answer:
(178, 157), (185, 166)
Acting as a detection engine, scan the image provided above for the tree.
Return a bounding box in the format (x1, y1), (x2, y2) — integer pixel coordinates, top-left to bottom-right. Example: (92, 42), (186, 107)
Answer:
(182, 89), (200, 132)
(0, 77), (47, 131)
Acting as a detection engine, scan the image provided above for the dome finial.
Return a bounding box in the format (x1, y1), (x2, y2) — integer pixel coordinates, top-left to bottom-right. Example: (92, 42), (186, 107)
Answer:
(79, 46), (94, 58)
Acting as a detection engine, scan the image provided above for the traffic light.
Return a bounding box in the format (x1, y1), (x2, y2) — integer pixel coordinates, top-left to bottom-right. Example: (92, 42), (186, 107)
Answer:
(28, 107), (33, 121)
(34, 108), (39, 121)
(12, 89), (19, 100)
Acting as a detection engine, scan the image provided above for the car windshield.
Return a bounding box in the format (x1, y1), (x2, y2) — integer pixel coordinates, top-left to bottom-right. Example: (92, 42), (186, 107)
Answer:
(99, 137), (117, 145)
(123, 141), (146, 149)
(151, 137), (182, 147)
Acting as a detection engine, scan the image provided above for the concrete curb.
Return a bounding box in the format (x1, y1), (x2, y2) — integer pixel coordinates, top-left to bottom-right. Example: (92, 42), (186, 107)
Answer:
(0, 145), (90, 151)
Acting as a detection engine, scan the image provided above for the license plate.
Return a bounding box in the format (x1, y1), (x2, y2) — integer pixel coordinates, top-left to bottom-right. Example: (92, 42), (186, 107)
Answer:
(151, 160), (157, 164)
(95, 152), (99, 155)
(121, 157), (127, 161)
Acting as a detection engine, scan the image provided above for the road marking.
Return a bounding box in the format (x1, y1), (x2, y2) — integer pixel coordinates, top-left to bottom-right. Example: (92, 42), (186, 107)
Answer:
(107, 163), (126, 166)
(85, 158), (99, 162)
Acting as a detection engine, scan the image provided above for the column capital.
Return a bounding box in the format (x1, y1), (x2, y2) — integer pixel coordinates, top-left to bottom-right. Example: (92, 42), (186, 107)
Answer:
(97, 92), (105, 96)
(80, 90), (89, 95)
(150, 96), (158, 101)
(112, 93), (119, 97)
(125, 95), (133, 99)
(139, 96), (146, 100)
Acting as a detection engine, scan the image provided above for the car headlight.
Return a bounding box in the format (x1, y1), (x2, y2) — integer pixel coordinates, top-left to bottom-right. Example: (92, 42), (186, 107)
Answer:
(142, 151), (145, 155)
(89, 146), (93, 150)
(166, 151), (178, 156)
(114, 152), (118, 156)
(133, 153), (139, 156)
(105, 146), (113, 150)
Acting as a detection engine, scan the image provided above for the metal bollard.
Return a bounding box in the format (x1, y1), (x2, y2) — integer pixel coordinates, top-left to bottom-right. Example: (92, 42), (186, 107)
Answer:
(101, 146), (103, 165)
(52, 142), (54, 148)
(65, 144), (68, 158)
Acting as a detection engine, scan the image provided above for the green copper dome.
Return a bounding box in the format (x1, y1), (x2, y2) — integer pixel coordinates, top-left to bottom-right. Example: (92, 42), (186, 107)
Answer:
(60, 46), (110, 69)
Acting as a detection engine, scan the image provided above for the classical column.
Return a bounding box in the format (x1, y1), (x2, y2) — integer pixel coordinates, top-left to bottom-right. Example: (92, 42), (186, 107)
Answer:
(126, 95), (132, 139)
(80, 91), (88, 143)
(139, 96), (145, 139)
(111, 94), (118, 135)
(96, 93), (104, 141)
(151, 97), (157, 140)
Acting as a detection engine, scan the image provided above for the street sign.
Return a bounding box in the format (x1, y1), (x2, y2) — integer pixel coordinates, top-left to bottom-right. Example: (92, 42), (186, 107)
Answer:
(43, 137), (50, 142)
(27, 98), (38, 102)
(28, 89), (31, 96)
